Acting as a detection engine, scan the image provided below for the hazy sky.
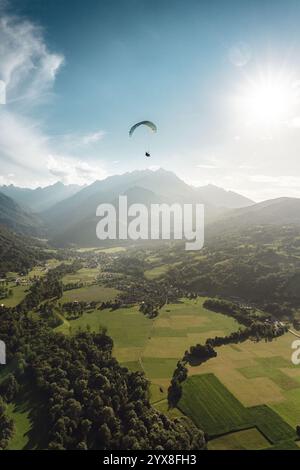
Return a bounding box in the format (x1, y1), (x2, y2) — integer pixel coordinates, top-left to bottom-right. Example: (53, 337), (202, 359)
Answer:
(2, 0), (300, 200)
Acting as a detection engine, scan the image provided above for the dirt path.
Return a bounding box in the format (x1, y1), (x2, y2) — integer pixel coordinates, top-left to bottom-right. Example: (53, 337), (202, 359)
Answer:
(288, 328), (300, 338)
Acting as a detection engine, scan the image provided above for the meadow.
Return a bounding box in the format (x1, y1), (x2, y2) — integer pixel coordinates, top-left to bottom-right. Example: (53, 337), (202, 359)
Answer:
(58, 298), (239, 400)
(1, 285), (28, 307)
(62, 267), (99, 285)
(178, 374), (252, 436)
(187, 331), (300, 428)
(60, 285), (119, 303)
(179, 373), (298, 450)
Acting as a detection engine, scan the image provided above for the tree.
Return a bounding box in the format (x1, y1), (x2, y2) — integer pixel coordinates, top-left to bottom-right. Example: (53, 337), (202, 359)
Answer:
(0, 373), (19, 402)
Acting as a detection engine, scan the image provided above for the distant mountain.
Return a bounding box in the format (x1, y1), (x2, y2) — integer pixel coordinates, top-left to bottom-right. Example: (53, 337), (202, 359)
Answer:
(43, 168), (251, 246)
(0, 192), (45, 237)
(50, 186), (169, 246)
(208, 197), (300, 234)
(196, 184), (254, 209)
(0, 182), (83, 213)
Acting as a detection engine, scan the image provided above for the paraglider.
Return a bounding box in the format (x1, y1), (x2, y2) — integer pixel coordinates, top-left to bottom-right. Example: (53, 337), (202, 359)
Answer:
(129, 120), (157, 157)
(129, 120), (157, 137)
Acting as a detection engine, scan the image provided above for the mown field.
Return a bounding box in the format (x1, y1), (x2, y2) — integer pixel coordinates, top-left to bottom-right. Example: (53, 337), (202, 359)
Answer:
(179, 373), (298, 450)
(187, 331), (300, 428)
(57, 298), (239, 401)
(60, 284), (119, 303)
(62, 267), (99, 285)
(178, 374), (252, 436)
(56, 292), (300, 445)
(1, 285), (28, 307)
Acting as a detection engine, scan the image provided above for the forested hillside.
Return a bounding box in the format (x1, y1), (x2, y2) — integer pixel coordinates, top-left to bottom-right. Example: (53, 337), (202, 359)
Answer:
(0, 225), (47, 274)
(0, 192), (44, 237)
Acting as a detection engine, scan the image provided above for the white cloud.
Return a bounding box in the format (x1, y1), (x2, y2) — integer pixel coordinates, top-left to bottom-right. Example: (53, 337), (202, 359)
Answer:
(0, 14), (64, 105)
(0, 109), (50, 172)
(81, 130), (106, 145)
(250, 174), (300, 188)
(47, 155), (107, 185)
(0, 7), (107, 187)
(288, 116), (300, 128)
(196, 164), (218, 169)
(52, 130), (106, 152)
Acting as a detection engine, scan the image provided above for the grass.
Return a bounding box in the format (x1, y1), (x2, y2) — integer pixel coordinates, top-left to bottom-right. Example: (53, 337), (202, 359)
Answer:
(271, 387), (300, 427)
(6, 400), (32, 450)
(54, 291), (300, 448)
(187, 331), (300, 421)
(56, 305), (153, 360)
(58, 297), (239, 390)
(208, 428), (270, 450)
(144, 265), (170, 280)
(178, 373), (253, 436)
(6, 381), (48, 450)
(0, 285), (28, 307)
(62, 267), (99, 285)
(177, 373), (297, 449)
(239, 357), (300, 391)
(249, 405), (297, 444)
(76, 246), (126, 254)
(154, 399), (185, 419)
(265, 440), (300, 450)
(60, 284), (119, 303)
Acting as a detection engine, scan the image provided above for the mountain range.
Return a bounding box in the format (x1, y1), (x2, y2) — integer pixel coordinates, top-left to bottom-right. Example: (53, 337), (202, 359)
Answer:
(0, 181), (82, 213)
(1, 168), (300, 247)
(40, 169), (254, 245)
(0, 192), (45, 237)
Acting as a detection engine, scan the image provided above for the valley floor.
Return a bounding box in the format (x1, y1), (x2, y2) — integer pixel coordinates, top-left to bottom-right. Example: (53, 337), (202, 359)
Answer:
(2, 250), (300, 450)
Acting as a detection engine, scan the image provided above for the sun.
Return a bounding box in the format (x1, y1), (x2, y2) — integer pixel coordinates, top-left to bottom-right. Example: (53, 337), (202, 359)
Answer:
(237, 72), (300, 129)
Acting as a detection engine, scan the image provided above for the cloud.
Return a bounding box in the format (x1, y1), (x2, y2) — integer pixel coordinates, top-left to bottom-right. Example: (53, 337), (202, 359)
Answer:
(250, 174), (300, 188)
(288, 116), (300, 128)
(0, 14), (64, 105)
(81, 130), (106, 145)
(0, 7), (107, 187)
(196, 164), (218, 169)
(47, 155), (107, 185)
(52, 130), (106, 153)
(0, 109), (50, 172)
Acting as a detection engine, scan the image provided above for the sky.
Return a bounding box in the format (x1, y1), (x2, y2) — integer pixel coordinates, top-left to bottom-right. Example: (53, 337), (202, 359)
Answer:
(2, 0), (300, 200)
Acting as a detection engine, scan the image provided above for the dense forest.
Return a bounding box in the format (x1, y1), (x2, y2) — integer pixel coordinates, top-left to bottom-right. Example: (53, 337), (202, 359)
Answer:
(0, 225), (47, 274)
(162, 225), (300, 318)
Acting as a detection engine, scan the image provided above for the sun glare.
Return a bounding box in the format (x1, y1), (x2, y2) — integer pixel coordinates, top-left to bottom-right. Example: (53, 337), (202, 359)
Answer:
(237, 72), (300, 129)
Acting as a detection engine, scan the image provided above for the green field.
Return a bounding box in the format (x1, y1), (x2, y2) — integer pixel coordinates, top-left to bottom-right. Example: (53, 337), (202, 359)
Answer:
(60, 284), (119, 303)
(248, 405), (297, 443)
(58, 298), (239, 392)
(56, 305), (153, 356)
(62, 267), (99, 285)
(1, 285), (28, 307)
(178, 373), (299, 450)
(178, 374), (252, 436)
(144, 265), (170, 280)
(208, 428), (269, 450)
(187, 331), (300, 428)
(76, 246), (126, 254)
(5, 382), (48, 450)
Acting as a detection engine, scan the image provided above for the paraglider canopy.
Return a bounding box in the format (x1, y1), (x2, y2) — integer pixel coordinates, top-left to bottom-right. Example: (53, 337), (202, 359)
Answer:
(145, 152), (151, 157)
(129, 120), (157, 137)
